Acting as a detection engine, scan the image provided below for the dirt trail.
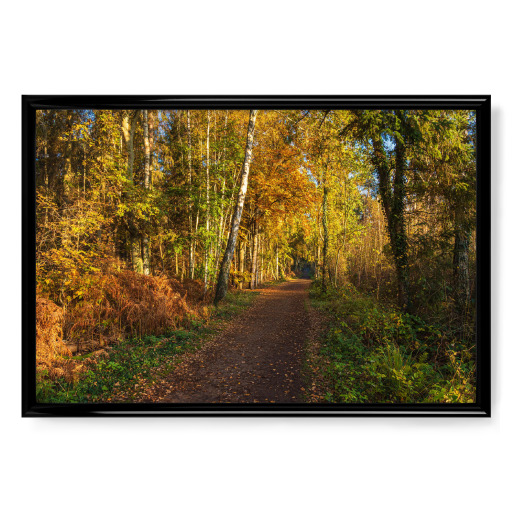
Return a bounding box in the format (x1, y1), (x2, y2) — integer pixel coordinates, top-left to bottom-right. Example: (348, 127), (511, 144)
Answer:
(138, 279), (312, 403)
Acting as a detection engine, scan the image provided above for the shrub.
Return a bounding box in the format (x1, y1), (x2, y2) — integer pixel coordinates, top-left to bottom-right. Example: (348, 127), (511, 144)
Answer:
(309, 282), (476, 404)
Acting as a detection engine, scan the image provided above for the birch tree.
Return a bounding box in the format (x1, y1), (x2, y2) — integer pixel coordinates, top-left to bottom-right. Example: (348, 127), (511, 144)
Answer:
(214, 110), (258, 305)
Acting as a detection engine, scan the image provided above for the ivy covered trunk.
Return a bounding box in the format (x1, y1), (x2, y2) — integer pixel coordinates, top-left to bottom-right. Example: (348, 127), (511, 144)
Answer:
(391, 125), (410, 311)
(372, 115), (410, 312)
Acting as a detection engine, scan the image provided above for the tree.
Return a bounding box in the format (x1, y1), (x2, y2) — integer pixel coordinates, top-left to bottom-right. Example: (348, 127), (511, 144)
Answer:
(214, 110), (258, 305)
(409, 110), (476, 319)
(35, 107), (477, 337)
(344, 110), (414, 311)
(120, 109), (143, 273)
(142, 109), (151, 275)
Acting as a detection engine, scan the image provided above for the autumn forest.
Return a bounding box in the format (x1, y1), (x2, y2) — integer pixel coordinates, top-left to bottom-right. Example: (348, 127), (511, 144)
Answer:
(35, 108), (477, 404)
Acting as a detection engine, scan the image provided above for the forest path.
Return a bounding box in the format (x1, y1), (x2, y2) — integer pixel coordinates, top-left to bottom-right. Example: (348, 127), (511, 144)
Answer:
(138, 279), (312, 403)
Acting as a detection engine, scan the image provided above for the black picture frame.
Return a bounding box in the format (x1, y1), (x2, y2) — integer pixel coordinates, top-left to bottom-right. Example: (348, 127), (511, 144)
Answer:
(22, 95), (491, 417)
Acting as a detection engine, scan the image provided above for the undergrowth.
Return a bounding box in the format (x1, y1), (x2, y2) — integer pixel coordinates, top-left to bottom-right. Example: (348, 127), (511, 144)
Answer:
(308, 281), (476, 404)
(36, 290), (258, 403)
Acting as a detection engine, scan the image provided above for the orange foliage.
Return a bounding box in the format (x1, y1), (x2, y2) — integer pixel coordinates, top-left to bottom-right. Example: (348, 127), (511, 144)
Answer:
(36, 297), (85, 383)
(64, 270), (203, 349)
(36, 297), (70, 362)
(36, 270), (207, 379)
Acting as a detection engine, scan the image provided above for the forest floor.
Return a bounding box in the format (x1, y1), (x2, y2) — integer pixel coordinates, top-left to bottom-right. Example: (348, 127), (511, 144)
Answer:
(135, 279), (316, 403)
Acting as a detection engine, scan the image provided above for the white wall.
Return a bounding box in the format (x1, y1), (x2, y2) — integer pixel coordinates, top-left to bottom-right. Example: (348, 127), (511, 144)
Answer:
(2, 2), (509, 511)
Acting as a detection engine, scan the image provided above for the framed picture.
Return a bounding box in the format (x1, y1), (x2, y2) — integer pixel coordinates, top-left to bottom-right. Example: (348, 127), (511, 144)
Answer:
(22, 96), (490, 416)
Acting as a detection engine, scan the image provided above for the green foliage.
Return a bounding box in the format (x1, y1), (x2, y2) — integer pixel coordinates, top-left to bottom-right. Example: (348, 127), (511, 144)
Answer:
(309, 282), (476, 404)
(36, 330), (202, 403)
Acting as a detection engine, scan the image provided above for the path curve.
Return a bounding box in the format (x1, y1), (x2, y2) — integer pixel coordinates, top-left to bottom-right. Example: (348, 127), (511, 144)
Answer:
(139, 279), (312, 403)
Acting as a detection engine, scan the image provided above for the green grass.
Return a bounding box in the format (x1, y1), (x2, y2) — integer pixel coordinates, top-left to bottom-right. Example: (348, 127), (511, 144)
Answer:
(308, 281), (475, 404)
(36, 290), (259, 404)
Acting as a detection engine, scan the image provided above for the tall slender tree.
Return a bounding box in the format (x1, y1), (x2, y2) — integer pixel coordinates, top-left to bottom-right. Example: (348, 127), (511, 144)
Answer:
(120, 110), (142, 272)
(142, 109), (151, 275)
(214, 110), (258, 305)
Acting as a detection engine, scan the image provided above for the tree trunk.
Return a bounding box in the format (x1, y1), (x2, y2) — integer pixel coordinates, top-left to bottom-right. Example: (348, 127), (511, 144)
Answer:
(204, 111), (211, 297)
(334, 245), (341, 287)
(257, 233), (262, 286)
(142, 110), (151, 275)
(63, 112), (73, 201)
(321, 165), (329, 292)
(187, 110), (195, 279)
(214, 110), (258, 305)
(372, 120), (410, 312)
(61, 112), (73, 249)
(391, 126), (410, 311)
(121, 110), (139, 181)
(276, 244), (279, 279)
(239, 239), (246, 289)
(251, 220), (259, 289)
(453, 210), (470, 316)
(213, 111), (230, 279)
(121, 110), (142, 272)
(131, 236), (143, 273)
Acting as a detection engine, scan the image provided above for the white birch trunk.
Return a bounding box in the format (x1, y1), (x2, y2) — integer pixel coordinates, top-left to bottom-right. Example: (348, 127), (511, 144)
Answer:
(214, 110), (258, 304)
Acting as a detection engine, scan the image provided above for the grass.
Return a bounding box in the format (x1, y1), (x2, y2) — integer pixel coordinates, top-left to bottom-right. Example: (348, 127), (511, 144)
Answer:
(36, 289), (259, 403)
